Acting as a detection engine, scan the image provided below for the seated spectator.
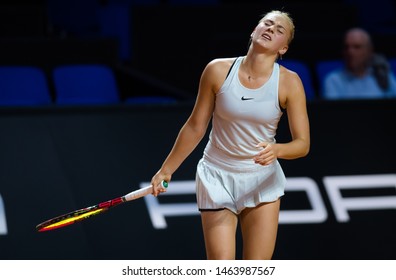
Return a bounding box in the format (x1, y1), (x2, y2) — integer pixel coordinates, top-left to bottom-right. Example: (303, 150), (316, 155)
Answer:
(322, 27), (396, 100)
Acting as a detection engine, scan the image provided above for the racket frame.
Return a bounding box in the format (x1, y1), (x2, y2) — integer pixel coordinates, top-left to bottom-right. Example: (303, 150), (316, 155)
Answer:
(36, 181), (167, 232)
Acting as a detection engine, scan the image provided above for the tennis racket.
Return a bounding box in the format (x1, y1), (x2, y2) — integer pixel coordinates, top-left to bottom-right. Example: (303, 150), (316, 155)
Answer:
(36, 180), (168, 232)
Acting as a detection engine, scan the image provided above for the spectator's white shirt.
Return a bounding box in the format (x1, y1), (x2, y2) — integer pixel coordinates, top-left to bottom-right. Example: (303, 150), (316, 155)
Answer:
(323, 67), (396, 99)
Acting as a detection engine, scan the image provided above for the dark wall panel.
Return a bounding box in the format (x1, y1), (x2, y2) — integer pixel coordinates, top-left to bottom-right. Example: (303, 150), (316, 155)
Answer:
(0, 100), (395, 260)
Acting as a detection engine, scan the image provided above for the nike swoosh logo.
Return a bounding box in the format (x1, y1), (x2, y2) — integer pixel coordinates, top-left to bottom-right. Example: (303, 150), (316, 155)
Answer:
(241, 96), (254, 101)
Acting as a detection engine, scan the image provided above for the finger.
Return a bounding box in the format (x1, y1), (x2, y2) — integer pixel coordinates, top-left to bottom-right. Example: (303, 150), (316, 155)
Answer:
(152, 185), (159, 197)
(153, 180), (168, 196)
(159, 180), (168, 192)
(152, 182), (162, 196)
(262, 143), (272, 151)
(255, 142), (267, 149)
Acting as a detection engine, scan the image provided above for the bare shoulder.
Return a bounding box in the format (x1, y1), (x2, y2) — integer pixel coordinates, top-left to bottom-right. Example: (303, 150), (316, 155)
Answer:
(278, 64), (306, 108)
(201, 57), (238, 92)
(279, 65), (303, 89)
(205, 57), (238, 74)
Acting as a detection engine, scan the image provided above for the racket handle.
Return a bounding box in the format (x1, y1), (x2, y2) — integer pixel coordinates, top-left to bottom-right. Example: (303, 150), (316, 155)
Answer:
(123, 180), (168, 201)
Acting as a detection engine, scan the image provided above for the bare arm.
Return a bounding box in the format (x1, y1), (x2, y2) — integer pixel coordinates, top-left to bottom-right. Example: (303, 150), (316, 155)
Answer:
(151, 59), (232, 194)
(254, 66), (310, 165)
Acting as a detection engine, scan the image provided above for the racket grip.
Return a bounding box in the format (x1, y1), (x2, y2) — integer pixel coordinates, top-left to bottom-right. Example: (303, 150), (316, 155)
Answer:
(124, 180), (168, 201)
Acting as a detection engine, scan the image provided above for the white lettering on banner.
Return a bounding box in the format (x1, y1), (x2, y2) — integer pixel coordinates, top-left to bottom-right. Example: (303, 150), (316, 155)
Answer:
(142, 181), (199, 229)
(323, 174), (396, 222)
(279, 177), (328, 224)
(143, 174), (396, 229)
(0, 193), (7, 235)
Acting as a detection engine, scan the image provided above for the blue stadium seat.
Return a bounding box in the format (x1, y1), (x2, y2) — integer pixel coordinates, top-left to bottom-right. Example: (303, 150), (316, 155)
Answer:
(389, 58), (396, 76)
(0, 66), (52, 106)
(278, 59), (316, 100)
(315, 60), (343, 95)
(53, 64), (120, 105)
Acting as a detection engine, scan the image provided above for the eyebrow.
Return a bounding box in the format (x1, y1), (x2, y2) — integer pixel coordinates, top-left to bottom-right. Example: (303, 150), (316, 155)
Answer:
(263, 19), (287, 32)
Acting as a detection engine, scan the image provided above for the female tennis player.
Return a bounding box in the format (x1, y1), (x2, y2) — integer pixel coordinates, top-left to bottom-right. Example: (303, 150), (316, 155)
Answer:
(151, 10), (310, 260)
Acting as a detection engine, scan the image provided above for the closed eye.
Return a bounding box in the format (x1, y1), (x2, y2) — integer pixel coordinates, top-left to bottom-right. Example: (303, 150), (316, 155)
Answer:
(263, 20), (286, 35)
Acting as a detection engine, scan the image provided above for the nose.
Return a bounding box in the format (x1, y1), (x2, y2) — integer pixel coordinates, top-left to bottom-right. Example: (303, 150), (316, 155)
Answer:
(266, 25), (274, 33)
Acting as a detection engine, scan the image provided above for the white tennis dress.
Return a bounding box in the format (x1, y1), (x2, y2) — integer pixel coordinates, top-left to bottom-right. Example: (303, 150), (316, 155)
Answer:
(195, 56), (287, 214)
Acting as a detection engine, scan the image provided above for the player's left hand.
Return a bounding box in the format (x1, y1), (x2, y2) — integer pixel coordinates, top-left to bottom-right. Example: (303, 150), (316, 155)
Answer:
(253, 142), (277, 166)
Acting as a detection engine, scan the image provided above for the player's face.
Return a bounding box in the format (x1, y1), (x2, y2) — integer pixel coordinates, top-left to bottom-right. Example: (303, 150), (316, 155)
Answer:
(251, 14), (290, 55)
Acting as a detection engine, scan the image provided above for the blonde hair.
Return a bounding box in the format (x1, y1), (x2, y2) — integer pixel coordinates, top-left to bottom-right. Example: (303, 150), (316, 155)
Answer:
(259, 10), (295, 45)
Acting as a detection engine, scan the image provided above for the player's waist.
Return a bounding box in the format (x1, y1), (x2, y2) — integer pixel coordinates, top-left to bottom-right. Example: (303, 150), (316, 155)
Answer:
(203, 141), (275, 172)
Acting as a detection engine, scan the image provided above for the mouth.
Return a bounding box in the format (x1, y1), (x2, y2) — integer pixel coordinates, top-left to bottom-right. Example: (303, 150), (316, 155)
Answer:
(261, 33), (271, 41)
